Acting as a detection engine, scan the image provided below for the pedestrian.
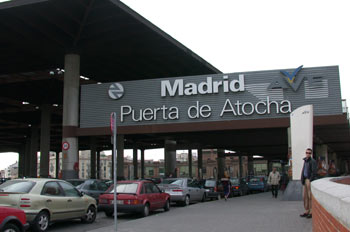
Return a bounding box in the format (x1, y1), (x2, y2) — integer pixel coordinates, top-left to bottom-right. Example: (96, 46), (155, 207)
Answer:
(221, 177), (231, 201)
(268, 167), (280, 198)
(300, 148), (317, 219)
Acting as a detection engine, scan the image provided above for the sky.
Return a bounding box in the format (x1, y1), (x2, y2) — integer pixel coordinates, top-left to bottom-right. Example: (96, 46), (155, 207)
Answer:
(1, 0), (350, 170)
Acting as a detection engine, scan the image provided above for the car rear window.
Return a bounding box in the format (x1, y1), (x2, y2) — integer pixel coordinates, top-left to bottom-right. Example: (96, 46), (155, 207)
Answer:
(204, 180), (216, 187)
(109, 183), (139, 194)
(0, 180), (35, 193)
(230, 179), (239, 184)
(250, 178), (261, 182)
(161, 179), (183, 186)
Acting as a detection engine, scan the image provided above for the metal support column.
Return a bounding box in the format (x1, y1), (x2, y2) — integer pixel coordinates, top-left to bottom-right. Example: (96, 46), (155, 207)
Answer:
(164, 140), (176, 177)
(97, 150), (101, 179)
(40, 104), (51, 178)
(90, 137), (97, 179)
(188, 149), (192, 178)
(62, 54), (80, 179)
(141, 149), (145, 179)
(29, 125), (39, 178)
(117, 134), (124, 179)
(133, 148), (138, 179)
(197, 149), (203, 179)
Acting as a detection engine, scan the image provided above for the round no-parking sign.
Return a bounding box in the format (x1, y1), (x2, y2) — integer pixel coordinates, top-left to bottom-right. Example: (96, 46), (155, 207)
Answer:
(62, 142), (70, 151)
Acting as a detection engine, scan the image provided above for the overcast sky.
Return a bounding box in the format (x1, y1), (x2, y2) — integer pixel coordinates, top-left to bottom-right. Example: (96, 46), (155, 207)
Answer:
(1, 0), (350, 170)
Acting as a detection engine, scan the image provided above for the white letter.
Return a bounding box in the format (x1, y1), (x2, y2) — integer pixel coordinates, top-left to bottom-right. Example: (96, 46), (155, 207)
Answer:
(255, 101), (267, 115)
(198, 77), (213, 95)
(161, 79), (183, 97)
(168, 107), (179, 120)
(184, 83), (198, 95)
(143, 108), (154, 121)
(188, 101), (200, 119)
(220, 99), (237, 117)
(223, 75), (229, 92)
(280, 100), (292, 114)
(229, 74), (245, 92)
(242, 102), (254, 115)
(120, 105), (132, 122)
(200, 105), (212, 118)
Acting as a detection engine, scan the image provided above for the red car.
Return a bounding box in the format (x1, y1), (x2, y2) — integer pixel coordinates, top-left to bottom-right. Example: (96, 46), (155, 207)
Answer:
(99, 180), (170, 217)
(0, 206), (29, 232)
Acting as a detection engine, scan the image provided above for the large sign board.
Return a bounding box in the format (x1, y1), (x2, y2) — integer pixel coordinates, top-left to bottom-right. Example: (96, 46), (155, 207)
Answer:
(80, 66), (342, 128)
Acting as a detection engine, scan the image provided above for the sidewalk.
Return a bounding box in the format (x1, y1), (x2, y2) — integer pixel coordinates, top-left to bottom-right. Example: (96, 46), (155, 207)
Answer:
(88, 192), (312, 232)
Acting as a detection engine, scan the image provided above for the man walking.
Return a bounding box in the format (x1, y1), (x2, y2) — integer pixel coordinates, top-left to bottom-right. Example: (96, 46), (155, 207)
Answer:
(268, 167), (280, 198)
(300, 148), (317, 219)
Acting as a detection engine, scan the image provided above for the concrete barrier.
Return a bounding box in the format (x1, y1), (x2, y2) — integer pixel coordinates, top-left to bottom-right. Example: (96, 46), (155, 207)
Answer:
(311, 176), (350, 232)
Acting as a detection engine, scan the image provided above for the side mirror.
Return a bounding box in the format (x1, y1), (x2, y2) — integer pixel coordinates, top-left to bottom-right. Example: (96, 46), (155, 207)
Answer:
(79, 191), (85, 197)
(161, 189), (165, 193)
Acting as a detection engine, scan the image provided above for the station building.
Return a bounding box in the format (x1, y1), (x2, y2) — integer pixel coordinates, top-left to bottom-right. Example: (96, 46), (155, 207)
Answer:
(0, 0), (349, 181)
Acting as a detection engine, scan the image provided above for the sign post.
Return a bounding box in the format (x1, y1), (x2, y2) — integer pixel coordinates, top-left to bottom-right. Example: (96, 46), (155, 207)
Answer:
(110, 112), (117, 232)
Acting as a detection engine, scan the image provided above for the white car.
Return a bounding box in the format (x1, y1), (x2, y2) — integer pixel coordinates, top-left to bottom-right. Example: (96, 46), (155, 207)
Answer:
(0, 178), (97, 232)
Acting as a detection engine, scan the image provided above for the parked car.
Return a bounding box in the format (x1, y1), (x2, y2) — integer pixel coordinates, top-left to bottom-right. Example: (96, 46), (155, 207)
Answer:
(0, 206), (29, 232)
(66, 179), (85, 187)
(157, 178), (206, 206)
(247, 176), (268, 193)
(99, 180), (170, 217)
(200, 179), (223, 200)
(230, 178), (249, 196)
(0, 178), (97, 232)
(73, 179), (109, 204)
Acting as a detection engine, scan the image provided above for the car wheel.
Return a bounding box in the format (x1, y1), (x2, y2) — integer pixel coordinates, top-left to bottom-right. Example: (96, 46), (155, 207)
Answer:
(142, 203), (150, 217)
(163, 200), (170, 212)
(104, 210), (114, 217)
(32, 211), (50, 232)
(3, 223), (20, 232)
(183, 195), (190, 206)
(217, 194), (221, 200)
(81, 205), (97, 223)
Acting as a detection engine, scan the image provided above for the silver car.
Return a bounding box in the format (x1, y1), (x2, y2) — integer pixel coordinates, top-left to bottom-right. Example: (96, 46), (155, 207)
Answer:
(157, 178), (205, 206)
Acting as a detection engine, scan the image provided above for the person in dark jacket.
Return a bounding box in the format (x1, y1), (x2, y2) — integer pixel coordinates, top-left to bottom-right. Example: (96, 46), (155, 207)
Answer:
(300, 148), (317, 219)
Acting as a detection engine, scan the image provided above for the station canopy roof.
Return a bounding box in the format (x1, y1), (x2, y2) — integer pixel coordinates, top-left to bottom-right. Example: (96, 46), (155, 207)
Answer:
(0, 0), (349, 162)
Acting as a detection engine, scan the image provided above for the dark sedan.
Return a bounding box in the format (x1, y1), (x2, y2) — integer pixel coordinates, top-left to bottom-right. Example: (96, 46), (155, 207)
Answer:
(70, 179), (109, 204)
(99, 180), (170, 217)
(200, 179), (223, 200)
(230, 178), (249, 196)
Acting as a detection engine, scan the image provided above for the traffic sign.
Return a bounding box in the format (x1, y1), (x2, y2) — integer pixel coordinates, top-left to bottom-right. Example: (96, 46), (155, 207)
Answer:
(62, 142), (70, 151)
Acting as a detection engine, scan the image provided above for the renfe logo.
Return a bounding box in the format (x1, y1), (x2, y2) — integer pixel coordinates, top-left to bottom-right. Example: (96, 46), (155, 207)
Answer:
(161, 75), (245, 97)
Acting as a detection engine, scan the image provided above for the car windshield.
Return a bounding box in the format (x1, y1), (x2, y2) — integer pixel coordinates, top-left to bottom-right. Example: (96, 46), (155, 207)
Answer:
(230, 179), (239, 184)
(250, 178), (261, 182)
(0, 180), (35, 193)
(109, 183), (139, 194)
(161, 179), (183, 186)
(67, 180), (85, 187)
(204, 180), (216, 187)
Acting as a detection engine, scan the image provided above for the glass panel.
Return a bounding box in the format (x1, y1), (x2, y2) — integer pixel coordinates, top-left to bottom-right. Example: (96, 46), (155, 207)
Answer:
(42, 182), (63, 196)
(59, 182), (80, 197)
(0, 180), (35, 193)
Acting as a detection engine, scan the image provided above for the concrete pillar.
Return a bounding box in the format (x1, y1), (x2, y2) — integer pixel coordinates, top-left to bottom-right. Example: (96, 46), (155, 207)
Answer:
(133, 148), (138, 179)
(248, 155), (254, 176)
(141, 149), (145, 179)
(188, 149), (192, 178)
(97, 150), (101, 179)
(217, 149), (226, 179)
(239, 155), (243, 178)
(29, 125), (39, 178)
(39, 104), (51, 178)
(117, 134), (124, 179)
(197, 149), (203, 179)
(90, 137), (96, 179)
(62, 54), (80, 179)
(164, 140), (176, 177)
(55, 151), (60, 178)
(18, 146), (25, 178)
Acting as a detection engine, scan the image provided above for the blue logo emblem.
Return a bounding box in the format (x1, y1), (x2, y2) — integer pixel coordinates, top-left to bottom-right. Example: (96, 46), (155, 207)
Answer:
(268, 65), (305, 91)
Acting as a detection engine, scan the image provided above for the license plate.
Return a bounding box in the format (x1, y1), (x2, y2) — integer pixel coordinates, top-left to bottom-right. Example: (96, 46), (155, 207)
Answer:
(111, 200), (124, 204)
